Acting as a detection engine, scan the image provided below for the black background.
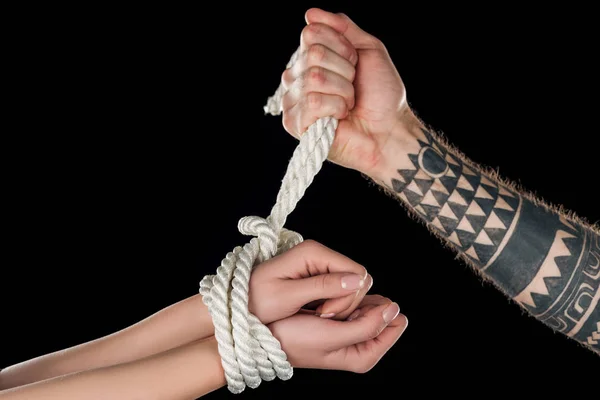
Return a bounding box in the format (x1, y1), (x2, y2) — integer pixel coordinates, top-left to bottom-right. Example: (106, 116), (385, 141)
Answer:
(2, 2), (599, 398)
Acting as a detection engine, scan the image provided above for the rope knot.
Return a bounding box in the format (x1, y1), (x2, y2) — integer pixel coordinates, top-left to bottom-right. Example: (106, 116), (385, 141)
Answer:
(200, 47), (338, 394)
(238, 216), (303, 263)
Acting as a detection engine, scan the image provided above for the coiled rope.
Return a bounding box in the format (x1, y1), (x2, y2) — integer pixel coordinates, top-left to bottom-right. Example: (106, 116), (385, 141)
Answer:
(199, 47), (339, 393)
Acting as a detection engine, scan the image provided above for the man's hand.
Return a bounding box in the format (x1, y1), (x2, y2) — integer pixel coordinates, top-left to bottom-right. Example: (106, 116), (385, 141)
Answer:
(281, 8), (410, 177)
(248, 239), (373, 323)
(269, 295), (407, 372)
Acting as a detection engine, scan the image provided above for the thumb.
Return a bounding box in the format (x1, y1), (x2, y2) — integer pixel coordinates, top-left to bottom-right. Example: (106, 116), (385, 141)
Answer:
(305, 8), (379, 49)
(322, 302), (400, 350)
(285, 272), (366, 311)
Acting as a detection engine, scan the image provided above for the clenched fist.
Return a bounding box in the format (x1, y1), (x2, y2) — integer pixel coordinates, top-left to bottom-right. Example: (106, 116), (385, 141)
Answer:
(281, 8), (412, 178)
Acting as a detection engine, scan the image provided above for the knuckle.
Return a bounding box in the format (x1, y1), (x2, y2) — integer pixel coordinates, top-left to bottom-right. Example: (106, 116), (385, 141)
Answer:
(333, 94), (347, 109)
(305, 66), (326, 86)
(307, 23), (322, 36)
(337, 12), (350, 22)
(348, 66), (356, 82)
(346, 84), (355, 103)
(301, 23), (319, 44)
(281, 92), (293, 112)
(305, 92), (322, 110)
(306, 44), (326, 65)
(298, 238), (321, 252)
(364, 323), (383, 340)
(334, 102), (348, 120)
(281, 68), (292, 87)
(339, 39), (356, 63)
(338, 104), (349, 119)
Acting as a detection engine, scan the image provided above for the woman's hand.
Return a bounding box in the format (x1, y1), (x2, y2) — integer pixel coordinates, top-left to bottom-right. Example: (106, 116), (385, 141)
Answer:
(269, 295), (407, 372)
(249, 239), (373, 323)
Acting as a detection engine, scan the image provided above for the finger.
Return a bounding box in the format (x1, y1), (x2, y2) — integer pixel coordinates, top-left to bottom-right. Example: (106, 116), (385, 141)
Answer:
(354, 294), (392, 308)
(317, 273), (373, 320)
(282, 271), (366, 313)
(348, 298), (403, 328)
(343, 294), (391, 321)
(292, 44), (356, 84)
(300, 23), (358, 66)
(340, 313), (408, 373)
(275, 240), (367, 281)
(316, 292), (357, 319)
(322, 301), (400, 350)
(346, 304), (375, 321)
(282, 92), (348, 139)
(289, 66), (355, 110)
(305, 8), (380, 49)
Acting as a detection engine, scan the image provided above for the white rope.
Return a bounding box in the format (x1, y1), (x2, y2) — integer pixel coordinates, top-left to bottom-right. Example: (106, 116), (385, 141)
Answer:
(199, 47), (338, 394)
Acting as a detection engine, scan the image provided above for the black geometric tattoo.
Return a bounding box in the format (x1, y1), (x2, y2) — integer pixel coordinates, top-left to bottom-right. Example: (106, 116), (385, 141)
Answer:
(390, 128), (600, 353)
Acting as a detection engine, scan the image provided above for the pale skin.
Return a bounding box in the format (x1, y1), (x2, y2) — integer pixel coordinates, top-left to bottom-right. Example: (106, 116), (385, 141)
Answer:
(282, 8), (599, 354)
(0, 240), (407, 399)
(3, 6), (597, 397)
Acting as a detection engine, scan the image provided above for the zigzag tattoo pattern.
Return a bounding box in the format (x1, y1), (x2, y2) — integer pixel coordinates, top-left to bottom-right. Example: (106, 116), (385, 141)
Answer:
(390, 128), (600, 352)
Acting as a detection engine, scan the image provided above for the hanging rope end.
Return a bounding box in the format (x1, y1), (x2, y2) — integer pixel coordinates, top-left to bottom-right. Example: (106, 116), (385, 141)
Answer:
(263, 96), (282, 116)
(276, 366), (294, 381)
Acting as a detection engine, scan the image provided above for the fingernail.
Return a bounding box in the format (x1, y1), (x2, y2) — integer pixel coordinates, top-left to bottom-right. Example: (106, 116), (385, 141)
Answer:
(341, 274), (365, 290)
(383, 302), (400, 324)
(318, 312), (336, 318)
(347, 309), (361, 321)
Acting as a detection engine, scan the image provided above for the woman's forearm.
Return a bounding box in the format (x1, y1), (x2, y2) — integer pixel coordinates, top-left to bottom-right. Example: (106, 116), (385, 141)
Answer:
(0, 294), (214, 389)
(0, 336), (226, 399)
(368, 112), (600, 354)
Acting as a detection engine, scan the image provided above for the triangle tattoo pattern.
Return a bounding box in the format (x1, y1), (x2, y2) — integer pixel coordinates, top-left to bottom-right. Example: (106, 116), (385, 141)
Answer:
(520, 225), (597, 347)
(391, 132), (597, 351)
(513, 230), (576, 308)
(391, 128), (521, 269)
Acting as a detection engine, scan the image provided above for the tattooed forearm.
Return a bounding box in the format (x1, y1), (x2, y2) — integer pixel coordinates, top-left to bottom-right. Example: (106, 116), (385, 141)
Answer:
(384, 126), (600, 354)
